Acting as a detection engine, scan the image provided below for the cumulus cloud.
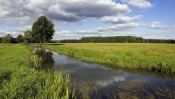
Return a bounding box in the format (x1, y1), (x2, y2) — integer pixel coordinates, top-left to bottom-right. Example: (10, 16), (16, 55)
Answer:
(149, 21), (169, 29)
(54, 30), (76, 40)
(56, 30), (70, 34)
(121, 0), (153, 9)
(144, 31), (158, 36)
(53, 22), (139, 40)
(57, 0), (131, 17)
(75, 22), (139, 35)
(99, 15), (142, 24)
(0, 0), (131, 24)
(96, 22), (139, 32)
(0, 26), (31, 37)
(9, 26), (32, 33)
(0, 0), (36, 24)
(142, 31), (175, 40)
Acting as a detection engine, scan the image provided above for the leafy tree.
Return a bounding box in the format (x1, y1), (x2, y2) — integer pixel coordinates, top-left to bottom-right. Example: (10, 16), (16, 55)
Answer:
(6, 34), (12, 43)
(1, 37), (5, 43)
(1, 34), (13, 43)
(32, 16), (55, 44)
(23, 30), (31, 45)
(16, 34), (23, 43)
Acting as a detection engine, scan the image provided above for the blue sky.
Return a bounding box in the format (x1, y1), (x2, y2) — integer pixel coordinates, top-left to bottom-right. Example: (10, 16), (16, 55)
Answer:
(0, 0), (174, 40)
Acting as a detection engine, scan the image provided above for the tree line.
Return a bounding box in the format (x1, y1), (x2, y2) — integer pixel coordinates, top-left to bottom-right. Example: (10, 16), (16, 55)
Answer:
(1, 35), (175, 44)
(60, 36), (175, 43)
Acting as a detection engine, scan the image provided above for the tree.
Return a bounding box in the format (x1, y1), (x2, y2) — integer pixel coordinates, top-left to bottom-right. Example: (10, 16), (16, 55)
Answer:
(1, 37), (5, 43)
(23, 30), (31, 45)
(1, 34), (13, 43)
(6, 34), (12, 43)
(16, 34), (23, 43)
(32, 16), (55, 44)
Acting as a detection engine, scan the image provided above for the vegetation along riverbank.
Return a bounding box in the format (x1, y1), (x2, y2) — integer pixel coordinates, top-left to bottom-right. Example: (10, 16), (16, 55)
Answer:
(0, 44), (74, 99)
(43, 43), (175, 73)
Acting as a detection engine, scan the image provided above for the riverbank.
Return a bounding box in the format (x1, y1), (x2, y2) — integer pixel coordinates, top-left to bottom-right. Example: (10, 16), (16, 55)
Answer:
(43, 43), (175, 73)
(0, 44), (72, 98)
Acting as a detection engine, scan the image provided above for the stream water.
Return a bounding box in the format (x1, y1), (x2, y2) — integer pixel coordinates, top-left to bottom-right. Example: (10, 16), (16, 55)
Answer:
(51, 51), (175, 98)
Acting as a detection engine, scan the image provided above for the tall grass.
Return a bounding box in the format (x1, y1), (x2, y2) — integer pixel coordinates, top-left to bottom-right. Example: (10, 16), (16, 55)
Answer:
(43, 43), (175, 73)
(0, 44), (74, 99)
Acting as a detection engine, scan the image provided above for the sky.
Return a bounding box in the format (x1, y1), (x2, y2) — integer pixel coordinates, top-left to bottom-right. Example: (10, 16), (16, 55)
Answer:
(0, 0), (175, 40)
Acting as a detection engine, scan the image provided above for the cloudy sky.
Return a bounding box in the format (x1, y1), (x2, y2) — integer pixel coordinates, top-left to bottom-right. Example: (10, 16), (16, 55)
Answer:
(0, 0), (175, 40)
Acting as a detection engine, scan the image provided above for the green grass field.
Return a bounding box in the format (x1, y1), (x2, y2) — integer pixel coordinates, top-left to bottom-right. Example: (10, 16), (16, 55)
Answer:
(0, 43), (175, 98)
(0, 44), (73, 99)
(43, 43), (175, 73)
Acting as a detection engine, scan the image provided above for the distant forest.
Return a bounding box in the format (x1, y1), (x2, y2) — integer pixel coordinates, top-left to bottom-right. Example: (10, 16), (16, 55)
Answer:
(0, 36), (175, 44)
(60, 36), (175, 43)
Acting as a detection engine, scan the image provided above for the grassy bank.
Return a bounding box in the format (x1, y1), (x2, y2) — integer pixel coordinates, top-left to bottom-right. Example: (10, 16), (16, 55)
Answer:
(43, 43), (175, 73)
(0, 44), (73, 99)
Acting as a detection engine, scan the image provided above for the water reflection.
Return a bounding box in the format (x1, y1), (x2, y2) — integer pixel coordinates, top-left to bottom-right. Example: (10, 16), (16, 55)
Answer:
(32, 48), (55, 70)
(53, 52), (126, 85)
(52, 52), (175, 87)
(52, 51), (175, 98)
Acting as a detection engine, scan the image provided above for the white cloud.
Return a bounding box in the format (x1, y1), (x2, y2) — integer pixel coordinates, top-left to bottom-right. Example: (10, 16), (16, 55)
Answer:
(53, 22), (140, 40)
(144, 31), (158, 36)
(142, 31), (175, 40)
(74, 22), (139, 34)
(149, 21), (169, 29)
(0, 26), (31, 37)
(96, 22), (139, 32)
(99, 15), (142, 24)
(56, 30), (70, 34)
(54, 30), (75, 40)
(10, 26), (32, 33)
(121, 0), (153, 9)
(0, 0), (131, 24)
(59, 0), (131, 16)
(48, 0), (131, 23)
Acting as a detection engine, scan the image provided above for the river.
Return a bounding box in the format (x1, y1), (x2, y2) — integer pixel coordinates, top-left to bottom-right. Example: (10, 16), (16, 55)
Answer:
(51, 51), (175, 98)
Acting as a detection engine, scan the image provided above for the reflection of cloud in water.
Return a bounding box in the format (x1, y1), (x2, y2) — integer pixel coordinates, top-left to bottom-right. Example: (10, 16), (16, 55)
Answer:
(55, 63), (128, 86)
(52, 52), (68, 63)
(55, 62), (86, 74)
(53, 52), (129, 86)
(69, 68), (128, 86)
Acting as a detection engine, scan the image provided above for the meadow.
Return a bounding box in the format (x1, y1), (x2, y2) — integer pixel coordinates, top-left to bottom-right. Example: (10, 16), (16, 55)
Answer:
(0, 43), (175, 99)
(0, 44), (74, 99)
(43, 43), (175, 73)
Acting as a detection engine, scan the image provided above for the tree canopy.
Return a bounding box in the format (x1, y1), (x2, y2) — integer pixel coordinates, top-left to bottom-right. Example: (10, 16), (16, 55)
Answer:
(32, 16), (55, 44)
(23, 30), (32, 45)
(1, 34), (13, 43)
(16, 34), (23, 43)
